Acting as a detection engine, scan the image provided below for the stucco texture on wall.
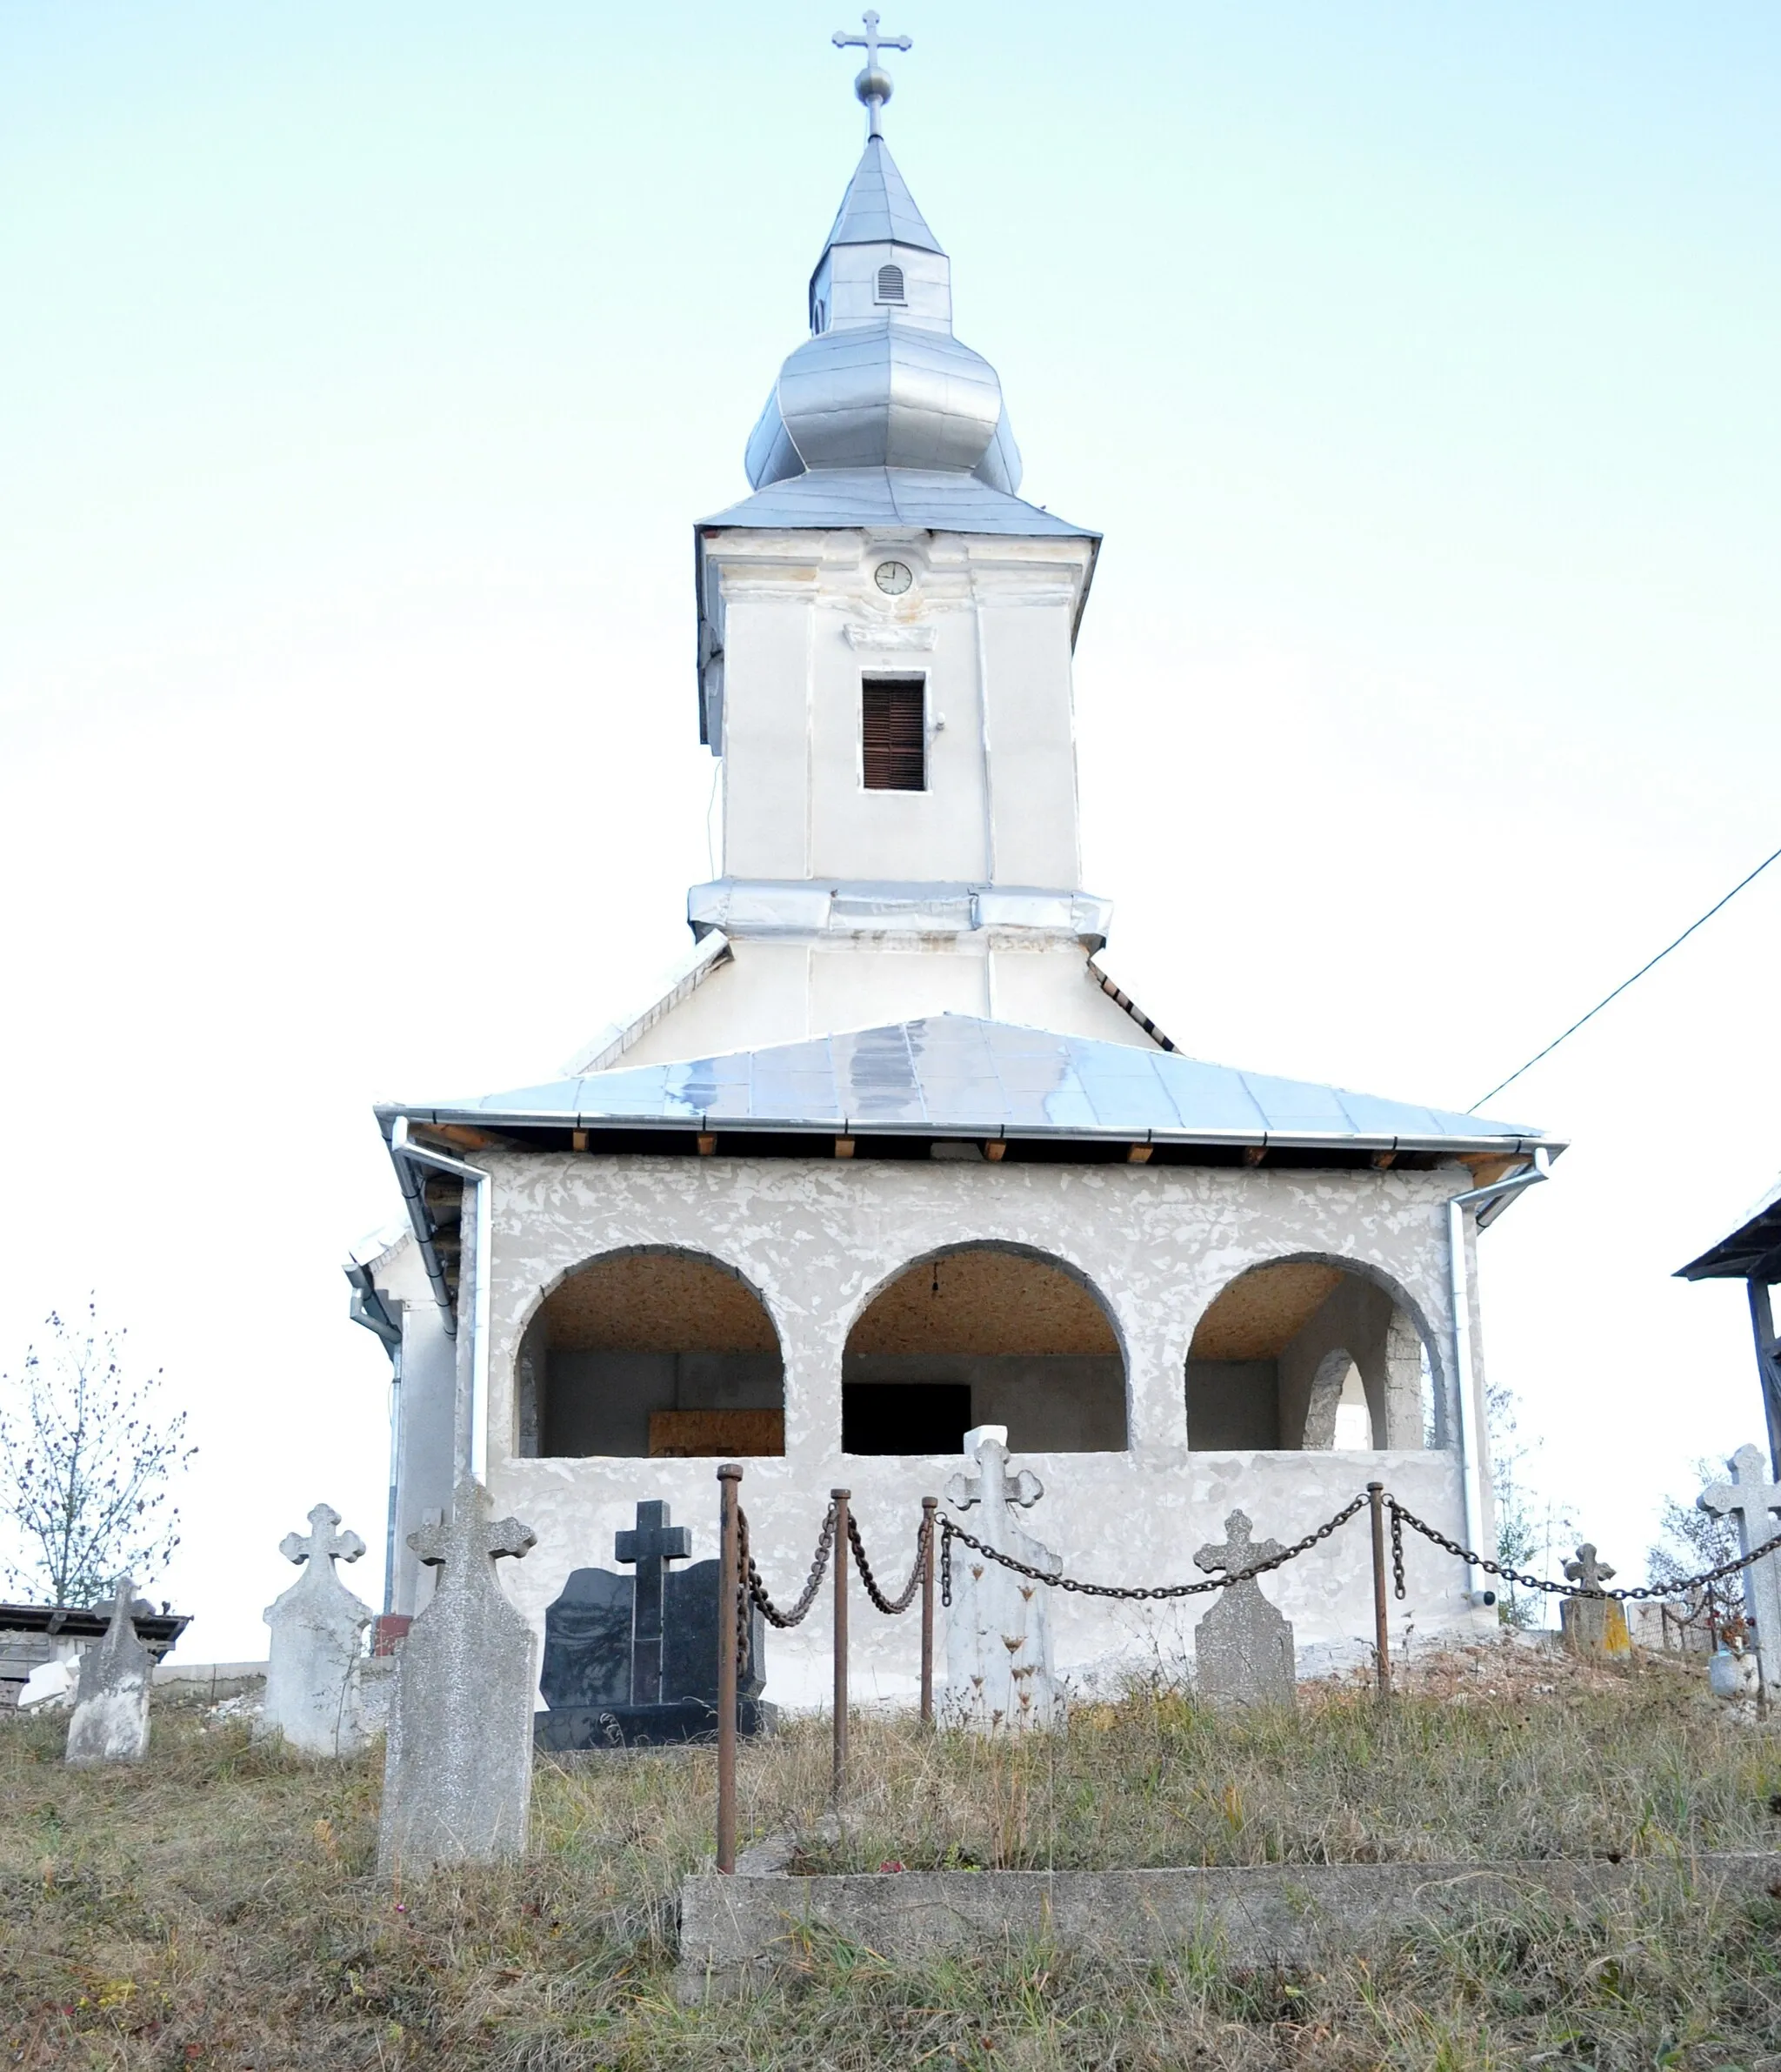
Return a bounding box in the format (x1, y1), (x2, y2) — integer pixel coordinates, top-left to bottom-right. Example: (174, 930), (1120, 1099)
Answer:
(477, 1153), (1489, 1708)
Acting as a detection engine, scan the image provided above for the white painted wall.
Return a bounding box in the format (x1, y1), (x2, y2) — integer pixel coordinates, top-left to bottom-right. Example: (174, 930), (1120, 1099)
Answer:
(709, 528), (1096, 894)
(465, 1150), (1497, 1707)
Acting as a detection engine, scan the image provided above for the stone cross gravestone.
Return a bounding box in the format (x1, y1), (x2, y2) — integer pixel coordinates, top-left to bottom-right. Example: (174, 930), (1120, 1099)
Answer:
(1193, 1510), (1296, 1708)
(65, 1577), (153, 1767)
(262, 1502), (373, 1757)
(534, 1497), (766, 1750)
(1699, 1446), (1781, 1694)
(944, 1425), (1061, 1733)
(1560, 1543), (1631, 1659)
(377, 1478), (537, 1879)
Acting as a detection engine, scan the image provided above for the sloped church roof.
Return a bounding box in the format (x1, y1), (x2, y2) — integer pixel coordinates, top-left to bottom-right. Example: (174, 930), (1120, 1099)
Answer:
(384, 1015), (1556, 1161)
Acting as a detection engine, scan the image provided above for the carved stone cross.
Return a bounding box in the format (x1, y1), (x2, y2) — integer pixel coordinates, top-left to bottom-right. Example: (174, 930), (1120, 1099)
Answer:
(1192, 1512), (1296, 1708)
(1559, 1542), (1631, 1659)
(411, 1488), (537, 1579)
(1564, 1543), (1615, 1595)
(946, 1429), (1043, 1531)
(1700, 1445), (1781, 1692)
(263, 1502), (373, 1757)
(281, 1502), (365, 1575)
(379, 1478), (538, 1878)
(1195, 1510), (1284, 1584)
(942, 1427), (1060, 1733)
(614, 1500), (691, 1706)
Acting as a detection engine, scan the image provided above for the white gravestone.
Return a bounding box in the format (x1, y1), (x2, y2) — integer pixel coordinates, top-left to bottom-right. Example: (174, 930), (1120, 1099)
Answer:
(1193, 1511), (1296, 1708)
(262, 1502), (374, 1756)
(65, 1577), (153, 1767)
(944, 1426), (1061, 1733)
(377, 1477), (537, 1880)
(1699, 1446), (1781, 1695)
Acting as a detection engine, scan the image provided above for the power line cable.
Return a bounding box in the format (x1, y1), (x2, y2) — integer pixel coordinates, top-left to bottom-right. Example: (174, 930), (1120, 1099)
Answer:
(1468, 840), (1781, 1113)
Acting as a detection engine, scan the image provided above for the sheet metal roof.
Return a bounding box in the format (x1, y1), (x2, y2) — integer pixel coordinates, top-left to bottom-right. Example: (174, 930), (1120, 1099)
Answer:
(384, 1014), (1555, 1156)
(1676, 1173), (1781, 1282)
(821, 137), (944, 257)
(701, 466), (1093, 538)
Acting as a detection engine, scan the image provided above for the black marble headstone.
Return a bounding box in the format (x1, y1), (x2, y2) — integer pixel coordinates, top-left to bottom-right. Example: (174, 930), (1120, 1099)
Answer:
(534, 1499), (768, 1750)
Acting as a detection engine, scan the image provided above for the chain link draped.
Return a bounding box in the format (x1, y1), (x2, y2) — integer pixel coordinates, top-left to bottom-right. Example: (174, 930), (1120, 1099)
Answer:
(737, 1501), (837, 1630)
(939, 1494), (1370, 1607)
(1387, 1498), (1781, 1605)
(848, 1508), (931, 1615)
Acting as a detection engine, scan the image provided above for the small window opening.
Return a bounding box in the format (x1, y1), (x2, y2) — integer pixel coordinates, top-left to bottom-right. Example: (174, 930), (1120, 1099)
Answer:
(876, 263), (905, 304)
(862, 678), (925, 791)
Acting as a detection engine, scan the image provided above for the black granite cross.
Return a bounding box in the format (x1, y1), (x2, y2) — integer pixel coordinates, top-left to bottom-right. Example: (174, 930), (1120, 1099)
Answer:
(615, 1501), (692, 1706)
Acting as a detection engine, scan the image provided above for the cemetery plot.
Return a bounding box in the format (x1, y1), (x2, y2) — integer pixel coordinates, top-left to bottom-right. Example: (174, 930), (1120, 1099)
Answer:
(8, 1647), (1781, 2067)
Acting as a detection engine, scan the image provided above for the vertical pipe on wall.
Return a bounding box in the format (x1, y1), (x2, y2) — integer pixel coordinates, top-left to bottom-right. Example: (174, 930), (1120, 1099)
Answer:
(389, 1118), (491, 1487)
(1446, 1151), (1549, 1602)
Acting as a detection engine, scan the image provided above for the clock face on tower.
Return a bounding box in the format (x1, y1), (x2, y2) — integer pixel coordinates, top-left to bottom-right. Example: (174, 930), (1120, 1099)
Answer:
(873, 559), (914, 596)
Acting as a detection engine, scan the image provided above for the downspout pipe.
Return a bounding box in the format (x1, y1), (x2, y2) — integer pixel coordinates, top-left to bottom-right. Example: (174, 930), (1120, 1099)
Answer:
(389, 1116), (491, 1487)
(1449, 1146), (1551, 1604)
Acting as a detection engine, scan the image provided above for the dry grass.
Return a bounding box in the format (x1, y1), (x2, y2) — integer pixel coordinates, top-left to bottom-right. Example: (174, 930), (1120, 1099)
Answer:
(4, 1642), (1781, 2068)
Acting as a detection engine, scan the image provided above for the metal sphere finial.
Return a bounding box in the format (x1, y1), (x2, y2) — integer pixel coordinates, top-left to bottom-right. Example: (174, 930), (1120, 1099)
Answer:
(833, 11), (911, 141)
(855, 65), (893, 111)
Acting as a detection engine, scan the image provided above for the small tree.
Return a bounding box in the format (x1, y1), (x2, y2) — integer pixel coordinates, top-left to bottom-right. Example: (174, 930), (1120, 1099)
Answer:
(1646, 1456), (1743, 1639)
(0, 1300), (196, 1606)
(1488, 1381), (1572, 1629)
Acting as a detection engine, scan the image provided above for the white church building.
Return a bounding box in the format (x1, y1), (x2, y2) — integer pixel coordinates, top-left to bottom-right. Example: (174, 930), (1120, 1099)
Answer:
(347, 39), (1561, 1704)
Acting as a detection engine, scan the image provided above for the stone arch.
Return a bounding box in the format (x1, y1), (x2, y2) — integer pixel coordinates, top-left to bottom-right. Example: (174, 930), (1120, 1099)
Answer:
(1184, 1253), (1437, 1453)
(517, 1246), (784, 1460)
(841, 1240), (1128, 1456)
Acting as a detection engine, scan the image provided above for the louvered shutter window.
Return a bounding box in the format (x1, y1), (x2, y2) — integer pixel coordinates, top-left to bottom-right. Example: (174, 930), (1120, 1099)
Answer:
(876, 263), (905, 304)
(862, 678), (925, 791)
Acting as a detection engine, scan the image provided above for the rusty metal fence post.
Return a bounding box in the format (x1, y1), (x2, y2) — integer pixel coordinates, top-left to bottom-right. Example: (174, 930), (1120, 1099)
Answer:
(919, 1495), (937, 1726)
(831, 1487), (850, 1797)
(1368, 1480), (1391, 1701)
(717, 1462), (742, 1873)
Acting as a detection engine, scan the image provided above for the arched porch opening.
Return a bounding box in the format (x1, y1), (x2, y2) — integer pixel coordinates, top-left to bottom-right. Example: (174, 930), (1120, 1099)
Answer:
(842, 1245), (1127, 1456)
(1185, 1259), (1429, 1452)
(517, 1248), (784, 1460)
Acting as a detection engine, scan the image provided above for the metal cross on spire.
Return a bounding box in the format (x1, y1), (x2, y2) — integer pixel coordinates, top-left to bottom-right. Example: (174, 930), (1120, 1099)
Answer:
(833, 10), (912, 141)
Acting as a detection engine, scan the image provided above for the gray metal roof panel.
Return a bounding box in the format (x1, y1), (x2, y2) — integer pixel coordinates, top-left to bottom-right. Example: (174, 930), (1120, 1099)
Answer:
(820, 138), (944, 257)
(388, 1015), (1558, 1155)
(701, 467), (1095, 538)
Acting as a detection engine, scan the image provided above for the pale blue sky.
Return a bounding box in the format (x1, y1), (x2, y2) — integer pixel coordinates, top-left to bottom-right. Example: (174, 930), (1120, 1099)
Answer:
(3, 4), (1778, 1654)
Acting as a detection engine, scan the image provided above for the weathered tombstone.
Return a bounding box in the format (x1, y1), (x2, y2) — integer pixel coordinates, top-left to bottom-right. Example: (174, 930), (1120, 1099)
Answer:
(377, 1478), (537, 1879)
(64, 1578), (152, 1767)
(1560, 1543), (1631, 1659)
(1192, 1510), (1296, 1708)
(944, 1426), (1060, 1733)
(1698, 1446), (1781, 1694)
(261, 1502), (373, 1756)
(533, 1497), (767, 1749)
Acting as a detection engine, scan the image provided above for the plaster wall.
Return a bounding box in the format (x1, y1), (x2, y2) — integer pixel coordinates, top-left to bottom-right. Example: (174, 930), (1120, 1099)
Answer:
(613, 939), (1157, 1068)
(465, 1153), (1495, 1708)
(710, 531), (1094, 894)
(1277, 1274), (1418, 1451)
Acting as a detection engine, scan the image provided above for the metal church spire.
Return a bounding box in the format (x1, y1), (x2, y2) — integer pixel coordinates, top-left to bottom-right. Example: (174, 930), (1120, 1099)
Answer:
(832, 11), (911, 142)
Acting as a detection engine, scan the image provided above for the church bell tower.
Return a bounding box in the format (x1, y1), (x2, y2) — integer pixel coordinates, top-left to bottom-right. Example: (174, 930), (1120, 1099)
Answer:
(662, 17), (1147, 1063)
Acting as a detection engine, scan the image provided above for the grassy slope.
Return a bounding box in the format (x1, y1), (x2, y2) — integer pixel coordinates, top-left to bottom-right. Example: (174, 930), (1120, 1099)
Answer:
(5, 1647), (1781, 2069)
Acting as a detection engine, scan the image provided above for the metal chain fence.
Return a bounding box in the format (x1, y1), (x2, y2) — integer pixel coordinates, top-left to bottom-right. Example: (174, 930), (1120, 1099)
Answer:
(737, 1501), (837, 1630)
(1386, 1497), (1781, 1605)
(939, 1494), (1371, 1608)
(849, 1508), (931, 1616)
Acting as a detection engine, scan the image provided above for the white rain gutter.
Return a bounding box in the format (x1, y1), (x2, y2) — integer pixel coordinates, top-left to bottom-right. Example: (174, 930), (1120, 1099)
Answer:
(1449, 1146), (1551, 1603)
(389, 1116), (490, 1487)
